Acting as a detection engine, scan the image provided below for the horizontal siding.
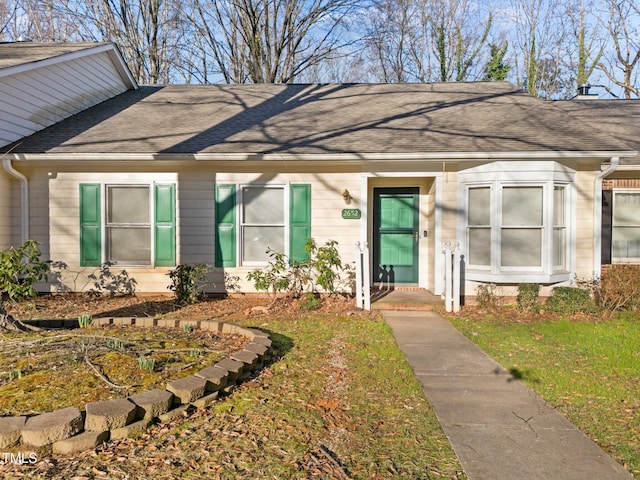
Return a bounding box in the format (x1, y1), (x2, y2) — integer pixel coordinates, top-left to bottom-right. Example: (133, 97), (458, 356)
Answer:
(0, 51), (129, 147)
(0, 171), (12, 248)
(43, 171), (366, 293)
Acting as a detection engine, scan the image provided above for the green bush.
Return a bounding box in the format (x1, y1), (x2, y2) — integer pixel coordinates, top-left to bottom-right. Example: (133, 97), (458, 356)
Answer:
(248, 238), (343, 300)
(167, 264), (211, 305)
(0, 240), (50, 306)
(517, 283), (540, 313)
(475, 283), (499, 310)
(546, 286), (596, 315)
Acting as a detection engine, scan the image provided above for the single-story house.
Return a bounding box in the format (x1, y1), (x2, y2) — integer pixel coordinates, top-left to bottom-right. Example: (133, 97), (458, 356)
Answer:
(1, 42), (638, 306)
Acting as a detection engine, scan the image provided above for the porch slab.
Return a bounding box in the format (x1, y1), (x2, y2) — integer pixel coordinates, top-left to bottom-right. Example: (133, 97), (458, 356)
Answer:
(370, 289), (444, 311)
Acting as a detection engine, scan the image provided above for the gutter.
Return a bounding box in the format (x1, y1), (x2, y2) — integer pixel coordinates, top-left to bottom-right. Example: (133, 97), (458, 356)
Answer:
(593, 157), (619, 277)
(2, 157), (29, 243)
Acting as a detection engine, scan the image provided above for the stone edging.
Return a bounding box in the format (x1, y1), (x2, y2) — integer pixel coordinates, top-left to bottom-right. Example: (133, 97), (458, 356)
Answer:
(0, 317), (272, 455)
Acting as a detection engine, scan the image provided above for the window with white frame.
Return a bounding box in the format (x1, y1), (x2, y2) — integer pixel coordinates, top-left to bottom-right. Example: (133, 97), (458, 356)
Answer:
(106, 185), (151, 265)
(612, 191), (640, 260)
(240, 185), (286, 264)
(459, 161), (573, 283)
(80, 182), (175, 268)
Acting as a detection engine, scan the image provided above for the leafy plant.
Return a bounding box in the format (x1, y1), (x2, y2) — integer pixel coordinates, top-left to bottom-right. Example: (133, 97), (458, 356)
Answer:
(475, 283), (500, 310)
(137, 355), (156, 371)
(182, 323), (195, 333)
(0, 240), (50, 306)
(87, 262), (137, 297)
(248, 238), (344, 301)
(77, 314), (93, 328)
(8, 368), (22, 382)
(247, 249), (292, 299)
(516, 283), (540, 313)
(546, 286), (597, 315)
(167, 264), (211, 305)
(300, 292), (321, 311)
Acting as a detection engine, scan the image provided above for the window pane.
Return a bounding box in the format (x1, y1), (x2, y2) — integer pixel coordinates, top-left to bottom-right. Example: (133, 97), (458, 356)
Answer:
(502, 187), (542, 226)
(501, 228), (542, 267)
(468, 187), (490, 225)
(554, 186), (564, 226)
(243, 226), (285, 262)
(108, 227), (151, 264)
(613, 227), (640, 258)
(614, 193), (640, 226)
(553, 227), (565, 268)
(468, 227), (491, 266)
(243, 187), (284, 224)
(107, 186), (149, 224)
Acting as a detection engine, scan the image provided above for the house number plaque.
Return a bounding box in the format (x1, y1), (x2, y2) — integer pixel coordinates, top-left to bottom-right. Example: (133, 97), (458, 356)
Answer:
(341, 208), (361, 219)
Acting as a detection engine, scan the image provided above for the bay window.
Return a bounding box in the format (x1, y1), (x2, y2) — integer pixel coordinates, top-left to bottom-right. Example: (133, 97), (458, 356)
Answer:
(459, 162), (574, 283)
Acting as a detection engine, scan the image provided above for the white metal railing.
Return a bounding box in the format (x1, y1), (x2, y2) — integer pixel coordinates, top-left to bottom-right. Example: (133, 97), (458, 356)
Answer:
(355, 241), (371, 310)
(443, 241), (462, 313)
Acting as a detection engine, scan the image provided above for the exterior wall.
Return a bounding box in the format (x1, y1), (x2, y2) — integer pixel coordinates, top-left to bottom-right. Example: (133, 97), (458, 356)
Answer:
(0, 51), (130, 147)
(0, 169), (12, 248)
(575, 169), (597, 280)
(40, 169), (365, 294)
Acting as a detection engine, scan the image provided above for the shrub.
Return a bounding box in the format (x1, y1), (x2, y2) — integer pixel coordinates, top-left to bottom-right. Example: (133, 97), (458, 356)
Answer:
(475, 283), (500, 310)
(167, 264), (211, 305)
(300, 292), (321, 311)
(248, 238), (344, 300)
(517, 283), (540, 313)
(546, 286), (596, 315)
(598, 265), (640, 311)
(0, 240), (50, 306)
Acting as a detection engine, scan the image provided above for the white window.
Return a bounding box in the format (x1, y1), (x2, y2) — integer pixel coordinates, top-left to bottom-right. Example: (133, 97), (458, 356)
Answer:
(106, 185), (151, 265)
(613, 191), (640, 261)
(459, 161), (574, 283)
(240, 185), (286, 264)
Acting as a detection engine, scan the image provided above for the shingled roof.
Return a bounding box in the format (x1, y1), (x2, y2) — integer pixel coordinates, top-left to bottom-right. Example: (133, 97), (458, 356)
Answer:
(555, 99), (640, 166)
(0, 42), (110, 71)
(4, 82), (635, 159)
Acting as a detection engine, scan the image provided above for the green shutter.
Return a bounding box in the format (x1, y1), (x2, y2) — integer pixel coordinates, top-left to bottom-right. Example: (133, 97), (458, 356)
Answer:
(289, 184), (311, 262)
(215, 184), (236, 267)
(80, 183), (101, 266)
(154, 184), (176, 266)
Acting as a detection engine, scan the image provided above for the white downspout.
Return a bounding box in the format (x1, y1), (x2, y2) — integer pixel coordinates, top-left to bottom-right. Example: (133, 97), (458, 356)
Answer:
(593, 156), (619, 277)
(2, 157), (29, 244)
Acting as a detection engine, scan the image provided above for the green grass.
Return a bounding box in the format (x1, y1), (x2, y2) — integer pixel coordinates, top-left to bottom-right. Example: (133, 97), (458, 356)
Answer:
(449, 313), (640, 477)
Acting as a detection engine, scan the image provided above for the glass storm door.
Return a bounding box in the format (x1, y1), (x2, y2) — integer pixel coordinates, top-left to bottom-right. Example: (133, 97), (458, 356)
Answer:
(373, 188), (419, 284)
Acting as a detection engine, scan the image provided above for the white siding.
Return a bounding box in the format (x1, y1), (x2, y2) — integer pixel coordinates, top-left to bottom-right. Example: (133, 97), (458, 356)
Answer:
(0, 170), (12, 248)
(0, 51), (129, 147)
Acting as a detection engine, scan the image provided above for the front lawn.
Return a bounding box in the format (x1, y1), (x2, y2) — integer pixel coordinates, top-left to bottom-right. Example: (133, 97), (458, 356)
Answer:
(449, 312), (640, 477)
(1, 307), (466, 479)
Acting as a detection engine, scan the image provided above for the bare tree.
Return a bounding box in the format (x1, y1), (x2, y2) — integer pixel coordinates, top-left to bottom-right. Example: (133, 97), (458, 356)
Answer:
(598, 0), (640, 98)
(365, 0), (492, 83)
(68, 0), (184, 84)
(183, 0), (362, 84)
(510, 0), (570, 98)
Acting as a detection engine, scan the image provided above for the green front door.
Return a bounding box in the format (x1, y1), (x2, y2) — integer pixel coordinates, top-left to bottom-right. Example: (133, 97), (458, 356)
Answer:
(373, 188), (419, 284)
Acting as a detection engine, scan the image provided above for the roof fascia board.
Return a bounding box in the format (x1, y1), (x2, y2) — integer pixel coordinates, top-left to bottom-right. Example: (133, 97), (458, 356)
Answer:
(6, 150), (637, 163)
(0, 43), (138, 89)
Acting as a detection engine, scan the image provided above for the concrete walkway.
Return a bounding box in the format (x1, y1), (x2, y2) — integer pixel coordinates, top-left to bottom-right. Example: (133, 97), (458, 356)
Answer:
(384, 310), (634, 480)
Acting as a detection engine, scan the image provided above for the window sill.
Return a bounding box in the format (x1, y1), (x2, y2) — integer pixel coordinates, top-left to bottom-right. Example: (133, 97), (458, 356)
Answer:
(465, 271), (571, 284)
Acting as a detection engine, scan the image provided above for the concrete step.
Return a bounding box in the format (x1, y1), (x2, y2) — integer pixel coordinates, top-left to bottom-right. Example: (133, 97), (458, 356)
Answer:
(370, 289), (444, 311)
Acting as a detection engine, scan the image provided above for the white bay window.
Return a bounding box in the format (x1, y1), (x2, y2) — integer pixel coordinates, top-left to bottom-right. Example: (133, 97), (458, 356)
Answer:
(459, 162), (574, 283)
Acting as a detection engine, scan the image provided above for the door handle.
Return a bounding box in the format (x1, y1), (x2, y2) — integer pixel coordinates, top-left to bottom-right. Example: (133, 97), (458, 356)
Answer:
(415, 232), (420, 242)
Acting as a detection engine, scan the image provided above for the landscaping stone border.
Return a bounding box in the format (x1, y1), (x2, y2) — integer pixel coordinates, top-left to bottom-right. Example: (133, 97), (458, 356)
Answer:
(0, 318), (272, 455)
